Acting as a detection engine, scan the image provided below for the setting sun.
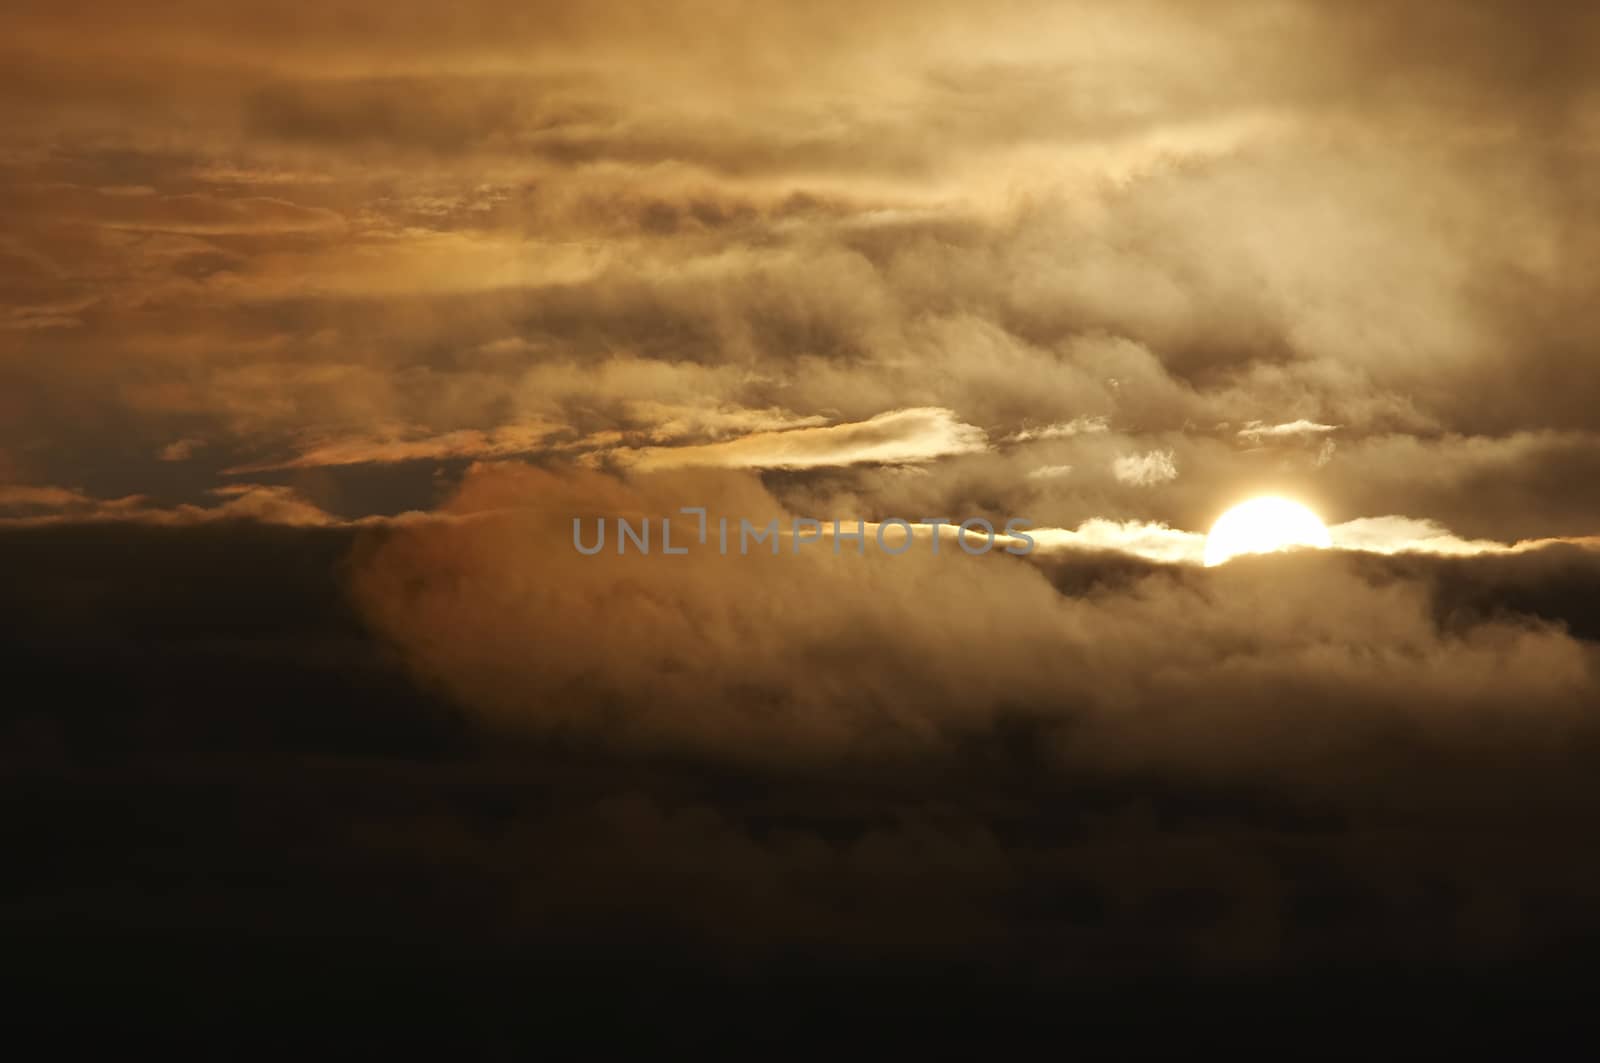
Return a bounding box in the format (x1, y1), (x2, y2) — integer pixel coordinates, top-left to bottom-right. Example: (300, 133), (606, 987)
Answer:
(1203, 496), (1333, 567)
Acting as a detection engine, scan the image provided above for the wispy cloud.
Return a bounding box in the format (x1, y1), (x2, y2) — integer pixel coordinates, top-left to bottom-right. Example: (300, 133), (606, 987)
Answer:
(1032, 519), (1206, 564)
(605, 407), (987, 471)
(1238, 420), (1339, 443)
(226, 423), (561, 473)
(158, 438), (206, 462)
(0, 483), (342, 527)
(1328, 516), (1519, 557)
(1009, 416), (1109, 443)
(0, 484), (98, 510)
(1112, 449), (1178, 486)
(1030, 513), (1600, 565)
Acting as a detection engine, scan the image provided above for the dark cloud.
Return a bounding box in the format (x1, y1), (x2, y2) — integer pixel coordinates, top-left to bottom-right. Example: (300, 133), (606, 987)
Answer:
(6, 509), (1600, 1042)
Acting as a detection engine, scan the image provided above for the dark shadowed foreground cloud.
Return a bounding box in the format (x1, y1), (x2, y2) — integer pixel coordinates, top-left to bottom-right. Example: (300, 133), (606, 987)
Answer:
(5, 505), (1600, 1044)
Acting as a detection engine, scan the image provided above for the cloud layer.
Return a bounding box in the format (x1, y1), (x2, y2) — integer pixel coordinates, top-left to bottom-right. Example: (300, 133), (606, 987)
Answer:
(1, 0), (1597, 545)
(349, 465), (1600, 784)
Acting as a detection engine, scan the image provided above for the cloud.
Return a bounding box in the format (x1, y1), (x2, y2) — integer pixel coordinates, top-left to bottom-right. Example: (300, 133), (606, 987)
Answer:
(623, 402), (828, 443)
(0, 484), (98, 510)
(1327, 515), (1545, 558)
(348, 464), (1600, 784)
(1009, 416), (1110, 442)
(1237, 419), (1339, 442)
(158, 438), (205, 461)
(1031, 518), (1204, 564)
(1023, 512), (1599, 567)
(6, 3), (1600, 538)
(225, 422), (563, 473)
(16, 183), (347, 236)
(1112, 449), (1178, 486)
(198, 484), (346, 526)
(604, 407), (987, 471)
(8, 461), (1600, 1002)
(0, 481), (347, 527)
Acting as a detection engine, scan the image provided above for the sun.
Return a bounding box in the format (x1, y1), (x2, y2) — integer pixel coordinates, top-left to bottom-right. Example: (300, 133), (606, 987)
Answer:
(1203, 496), (1332, 567)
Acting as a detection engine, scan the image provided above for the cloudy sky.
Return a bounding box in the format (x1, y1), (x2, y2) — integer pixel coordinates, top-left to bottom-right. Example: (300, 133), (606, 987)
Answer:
(4, 0), (1600, 1042)
(5, 0), (1599, 543)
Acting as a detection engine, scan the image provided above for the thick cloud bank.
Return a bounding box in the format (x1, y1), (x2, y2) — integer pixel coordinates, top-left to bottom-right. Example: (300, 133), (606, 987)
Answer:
(353, 465), (1600, 791)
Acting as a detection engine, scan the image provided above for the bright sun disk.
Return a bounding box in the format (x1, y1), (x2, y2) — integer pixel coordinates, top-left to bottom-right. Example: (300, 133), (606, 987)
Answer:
(1203, 496), (1332, 567)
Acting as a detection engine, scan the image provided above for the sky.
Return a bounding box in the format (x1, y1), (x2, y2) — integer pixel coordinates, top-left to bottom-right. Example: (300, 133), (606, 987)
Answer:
(4, 0), (1600, 1044)
(4, 0), (1599, 543)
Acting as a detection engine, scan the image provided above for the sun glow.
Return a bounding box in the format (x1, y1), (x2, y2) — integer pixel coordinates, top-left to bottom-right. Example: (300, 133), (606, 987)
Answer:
(1203, 496), (1332, 567)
